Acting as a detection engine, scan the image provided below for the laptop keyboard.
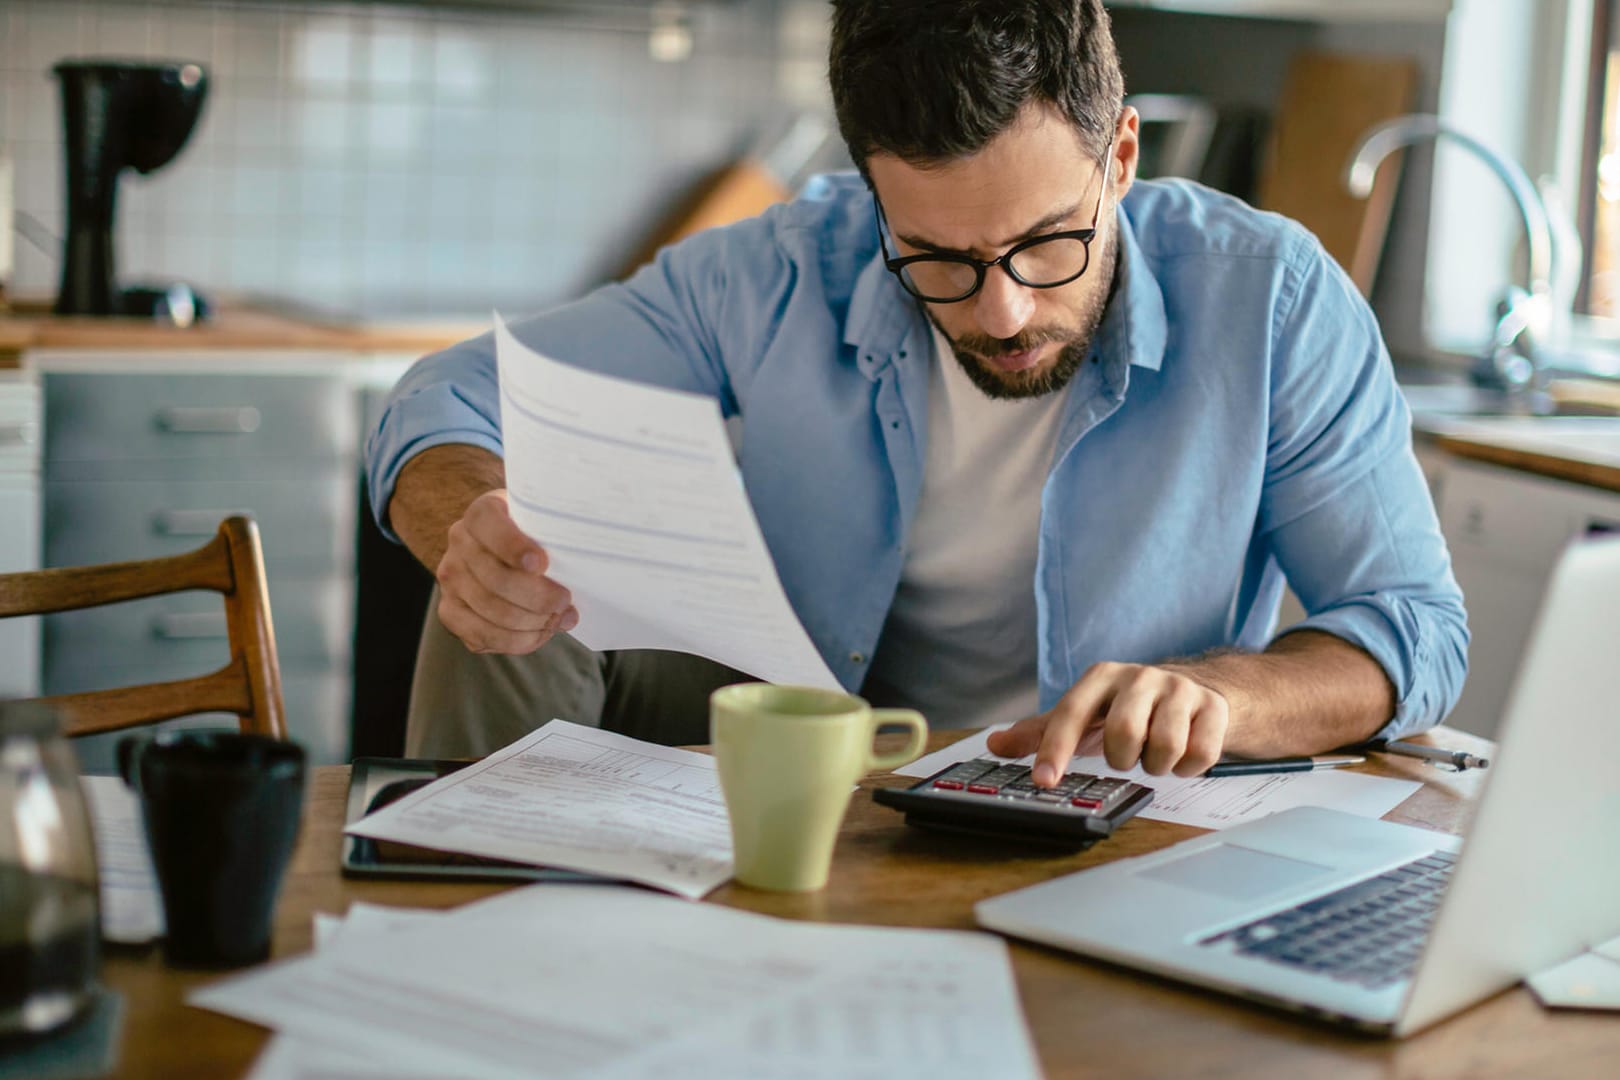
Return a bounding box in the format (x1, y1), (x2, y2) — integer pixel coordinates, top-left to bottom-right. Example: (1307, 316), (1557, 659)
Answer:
(1199, 850), (1457, 990)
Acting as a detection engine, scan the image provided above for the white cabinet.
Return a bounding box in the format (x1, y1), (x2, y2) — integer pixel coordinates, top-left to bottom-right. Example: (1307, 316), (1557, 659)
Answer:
(0, 374), (41, 698)
(1436, 457), (1620, 739)
(25, 350), (412, 770)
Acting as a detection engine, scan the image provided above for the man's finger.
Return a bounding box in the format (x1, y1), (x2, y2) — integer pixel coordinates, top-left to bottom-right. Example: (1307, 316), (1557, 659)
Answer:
(1100, 682), (1157, 772)
(1031, 665), (1123, 786)
(455, 540), (572, 620)
(464, 491), (547, 571)
(452, 562), (557, 634)
(1173, 696), (1229, 777)
(1138, 688), (1196, 776)
(438, 591), (548, 655)
(985, 717), (1045, 758)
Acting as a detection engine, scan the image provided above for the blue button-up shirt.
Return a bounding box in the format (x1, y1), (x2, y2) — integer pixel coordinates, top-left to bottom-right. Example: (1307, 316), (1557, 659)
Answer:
(366, 175), (1468, 740)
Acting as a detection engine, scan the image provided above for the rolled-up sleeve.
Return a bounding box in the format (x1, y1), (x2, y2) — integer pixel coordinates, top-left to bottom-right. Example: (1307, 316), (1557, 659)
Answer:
(364, 214), (773, 541)
(1260, 235), (1470, 738)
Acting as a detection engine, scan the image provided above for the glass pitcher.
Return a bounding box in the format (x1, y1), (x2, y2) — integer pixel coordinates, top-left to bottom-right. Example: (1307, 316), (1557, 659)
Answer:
(0, 701), (100, 1039)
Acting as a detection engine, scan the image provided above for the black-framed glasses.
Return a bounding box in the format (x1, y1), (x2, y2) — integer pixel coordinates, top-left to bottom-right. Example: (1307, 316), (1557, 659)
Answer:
(875, 145), (1113, 304)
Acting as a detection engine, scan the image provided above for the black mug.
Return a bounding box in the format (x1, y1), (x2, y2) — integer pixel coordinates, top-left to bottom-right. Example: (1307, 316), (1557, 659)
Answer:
(117, 731), (305, 969)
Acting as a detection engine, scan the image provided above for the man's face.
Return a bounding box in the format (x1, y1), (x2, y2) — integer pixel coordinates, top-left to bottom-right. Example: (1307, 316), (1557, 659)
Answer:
(868, 102), (1138, 399)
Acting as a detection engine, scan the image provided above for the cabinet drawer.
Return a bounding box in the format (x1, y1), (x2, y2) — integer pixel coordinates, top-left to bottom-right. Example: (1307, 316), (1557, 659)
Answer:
(0, 378), (42, 469)
(42, 577), (353, 681)
(0, 478), (42, 696)
(44, 372), (358, 474)
(1438, 461), (1587, 575)
(45, 475), (356, 574)
(68, 671), (352, 773)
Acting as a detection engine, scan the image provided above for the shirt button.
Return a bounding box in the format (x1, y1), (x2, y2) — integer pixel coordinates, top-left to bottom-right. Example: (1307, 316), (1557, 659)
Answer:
(849, 651), (866, 664)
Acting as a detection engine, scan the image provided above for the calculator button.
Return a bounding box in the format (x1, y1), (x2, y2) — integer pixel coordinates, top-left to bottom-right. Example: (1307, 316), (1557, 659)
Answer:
(967, 783), (1000, 795)
(979, 766), (1028, 787)
(932, 780), (964, 790)
(1070, 796), (1103, 811)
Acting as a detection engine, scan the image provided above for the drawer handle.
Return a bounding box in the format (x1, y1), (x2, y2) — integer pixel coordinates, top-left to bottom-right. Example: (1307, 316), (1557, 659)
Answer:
(153, 509), (251, 537)
(0, 421), (39, 447)
(155, 406), (262, 434)
(152, 613), (229, 640)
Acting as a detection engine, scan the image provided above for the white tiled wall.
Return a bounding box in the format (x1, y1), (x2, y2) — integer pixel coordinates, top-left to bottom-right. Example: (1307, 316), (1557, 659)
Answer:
(1, 0), (817, 317)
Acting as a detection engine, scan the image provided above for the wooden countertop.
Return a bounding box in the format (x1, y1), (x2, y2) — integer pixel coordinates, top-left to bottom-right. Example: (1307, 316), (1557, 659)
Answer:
(0, 297), (486, 364)
(1418, 416), (1620, 495)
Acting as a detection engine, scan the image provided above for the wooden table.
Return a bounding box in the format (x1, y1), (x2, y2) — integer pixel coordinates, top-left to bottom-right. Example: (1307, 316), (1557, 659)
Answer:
(102, 728), (1618, 1079)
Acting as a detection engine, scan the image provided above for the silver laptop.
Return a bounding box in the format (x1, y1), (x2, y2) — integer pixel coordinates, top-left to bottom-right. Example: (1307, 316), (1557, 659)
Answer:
(976, 536), (1620, 1036)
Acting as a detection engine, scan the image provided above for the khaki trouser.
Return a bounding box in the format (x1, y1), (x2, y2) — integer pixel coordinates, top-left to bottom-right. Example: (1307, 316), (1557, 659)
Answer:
(404, 587), (749, 758)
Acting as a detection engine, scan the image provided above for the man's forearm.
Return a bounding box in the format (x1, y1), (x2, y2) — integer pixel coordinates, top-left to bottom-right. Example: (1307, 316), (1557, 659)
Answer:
(1167, 630), (1396, 758)
(387, 444), (506, 573)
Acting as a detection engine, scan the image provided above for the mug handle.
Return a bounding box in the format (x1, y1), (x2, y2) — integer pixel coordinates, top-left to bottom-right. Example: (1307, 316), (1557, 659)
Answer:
(116, 733), (155, 794)
(866, 709), (929, 773)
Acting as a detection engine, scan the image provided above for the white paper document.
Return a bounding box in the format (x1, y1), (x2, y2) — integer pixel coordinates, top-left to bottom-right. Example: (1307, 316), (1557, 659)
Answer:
(197, 885), (1040, 1080)
(252, 906), (454, 1080)
(493, 314), (839, 689)
(1526, 933), (1620, 1011)
(896, 727), (1421, 831)
(344, 719), (734, 898)
(80, 774), (164, 944)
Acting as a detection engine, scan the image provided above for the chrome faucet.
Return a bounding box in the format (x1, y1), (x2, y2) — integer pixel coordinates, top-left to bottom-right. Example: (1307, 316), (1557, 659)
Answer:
(1345, 113), (1557, 392)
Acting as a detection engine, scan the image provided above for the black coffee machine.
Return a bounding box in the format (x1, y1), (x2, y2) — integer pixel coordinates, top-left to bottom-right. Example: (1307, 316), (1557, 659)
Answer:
(54, 60), (209, 321)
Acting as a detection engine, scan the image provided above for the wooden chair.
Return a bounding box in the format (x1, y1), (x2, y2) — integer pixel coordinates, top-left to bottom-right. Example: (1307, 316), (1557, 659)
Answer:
(0, 515), (286, 739)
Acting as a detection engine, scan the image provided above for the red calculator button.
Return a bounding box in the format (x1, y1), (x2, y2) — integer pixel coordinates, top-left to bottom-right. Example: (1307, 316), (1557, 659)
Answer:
(1071, 796), (1103, 810)
(932, 780), (964, 790)
(967, 784), (1000, 795)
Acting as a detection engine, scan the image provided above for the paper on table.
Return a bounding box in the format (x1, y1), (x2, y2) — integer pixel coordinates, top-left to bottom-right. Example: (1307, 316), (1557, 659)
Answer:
(1526, 949), (1620, 1011)
(896, 727), (1421, 831)
(599, 919), (1041, 1080)
(199, 885), (1040, 1080)
(345, 719), (733, 898)
(1526, 932), (1620, 1011)
(252, 906), (453, 1080)
(79, 775), (163, 944)
(493, 314), (840, 690)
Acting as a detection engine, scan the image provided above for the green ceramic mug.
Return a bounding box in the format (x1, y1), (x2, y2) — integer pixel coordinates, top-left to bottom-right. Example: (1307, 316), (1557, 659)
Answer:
(711, 683), (928, 892)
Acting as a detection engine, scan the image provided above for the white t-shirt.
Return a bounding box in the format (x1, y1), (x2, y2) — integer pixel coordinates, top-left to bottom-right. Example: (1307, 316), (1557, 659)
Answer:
(863, 327), (1069, 730)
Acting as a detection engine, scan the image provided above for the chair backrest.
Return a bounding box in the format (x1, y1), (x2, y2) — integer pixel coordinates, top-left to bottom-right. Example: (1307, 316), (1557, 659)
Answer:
(0, 515), (286, 739)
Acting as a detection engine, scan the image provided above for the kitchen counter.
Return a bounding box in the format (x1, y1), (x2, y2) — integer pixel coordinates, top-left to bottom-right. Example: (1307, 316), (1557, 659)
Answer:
(1414, 414), (1620, 494)
(0, 297), (486, 365)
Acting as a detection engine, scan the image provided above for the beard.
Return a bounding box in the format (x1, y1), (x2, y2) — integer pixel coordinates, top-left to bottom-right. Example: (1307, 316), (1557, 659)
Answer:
(931, 225), (1119, 401)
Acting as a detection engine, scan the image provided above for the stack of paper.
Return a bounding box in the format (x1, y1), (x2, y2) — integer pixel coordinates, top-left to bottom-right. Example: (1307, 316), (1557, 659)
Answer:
(346, 719), (735, 897)
(194, 888), (1042, 1080)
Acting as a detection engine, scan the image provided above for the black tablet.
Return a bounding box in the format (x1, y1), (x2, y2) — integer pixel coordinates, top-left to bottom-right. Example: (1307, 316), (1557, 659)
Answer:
(340, 756), (606, 883)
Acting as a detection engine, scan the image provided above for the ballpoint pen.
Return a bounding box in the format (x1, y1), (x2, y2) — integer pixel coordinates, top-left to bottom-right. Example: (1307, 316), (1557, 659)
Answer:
(1369, 739), (1490, 771)
(1203, 754), (1365, 778)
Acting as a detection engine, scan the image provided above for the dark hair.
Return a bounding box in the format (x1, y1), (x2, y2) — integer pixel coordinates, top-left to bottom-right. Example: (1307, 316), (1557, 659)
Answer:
(828, 0), (1124, 174)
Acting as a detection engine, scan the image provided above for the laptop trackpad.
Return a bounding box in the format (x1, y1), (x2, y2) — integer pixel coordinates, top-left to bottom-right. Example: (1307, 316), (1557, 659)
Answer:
(1139, 843), (1334, 902)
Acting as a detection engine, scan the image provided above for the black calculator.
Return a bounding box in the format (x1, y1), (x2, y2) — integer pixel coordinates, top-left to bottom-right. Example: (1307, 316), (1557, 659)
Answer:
(874, 759), (1154, 850)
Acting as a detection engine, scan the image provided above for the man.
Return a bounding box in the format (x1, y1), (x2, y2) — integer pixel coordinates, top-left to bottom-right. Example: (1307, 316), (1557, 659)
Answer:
(366, 0), (1467, 785)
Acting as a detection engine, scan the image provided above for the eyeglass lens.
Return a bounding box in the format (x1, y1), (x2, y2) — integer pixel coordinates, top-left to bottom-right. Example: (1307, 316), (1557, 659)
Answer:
(898, 235), (1092, 302)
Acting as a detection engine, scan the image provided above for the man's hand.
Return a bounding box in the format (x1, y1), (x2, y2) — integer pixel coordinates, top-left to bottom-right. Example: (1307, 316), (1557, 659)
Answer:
(434, 490), (579, 654)
(985, 662), (1229, 785)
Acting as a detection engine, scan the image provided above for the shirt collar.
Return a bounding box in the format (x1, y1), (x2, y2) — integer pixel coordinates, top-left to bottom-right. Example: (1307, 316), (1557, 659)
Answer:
(1095, 200), (1167, 373)
(843, 195), (1168, 377)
